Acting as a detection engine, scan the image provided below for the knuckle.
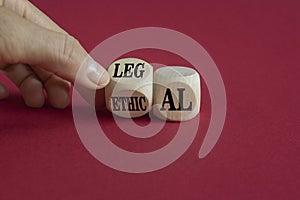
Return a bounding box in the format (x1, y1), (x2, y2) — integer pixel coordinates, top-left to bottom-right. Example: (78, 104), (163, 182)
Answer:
(59, 34), (79, 66)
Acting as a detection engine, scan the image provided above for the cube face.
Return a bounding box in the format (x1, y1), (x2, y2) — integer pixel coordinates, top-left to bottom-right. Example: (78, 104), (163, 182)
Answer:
(105, 58), (153, 118)
(107, 90), (151, 118)
(107, 58), (152, 81)
(153, 67), (201, 121)
(153, 83), (200, 121)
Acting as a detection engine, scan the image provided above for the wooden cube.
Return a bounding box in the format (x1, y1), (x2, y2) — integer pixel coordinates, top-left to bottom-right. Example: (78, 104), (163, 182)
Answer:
(105, 58), (153, 118)
(152, 67), (201, 121)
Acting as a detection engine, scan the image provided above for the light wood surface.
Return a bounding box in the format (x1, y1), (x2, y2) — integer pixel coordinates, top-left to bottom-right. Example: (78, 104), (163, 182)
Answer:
(152, 66), (201, 121)
(105, 58), (153, 118)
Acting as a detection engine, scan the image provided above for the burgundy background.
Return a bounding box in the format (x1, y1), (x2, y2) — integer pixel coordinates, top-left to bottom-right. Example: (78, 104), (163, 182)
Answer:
(0, 0), (299, 199)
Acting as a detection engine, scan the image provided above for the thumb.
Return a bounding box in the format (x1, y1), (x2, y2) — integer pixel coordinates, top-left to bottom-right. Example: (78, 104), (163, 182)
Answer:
(0, 7), (109, 89)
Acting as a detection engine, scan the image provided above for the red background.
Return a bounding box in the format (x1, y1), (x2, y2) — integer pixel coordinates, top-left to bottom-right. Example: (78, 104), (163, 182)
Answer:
(0, 0), (299, 199)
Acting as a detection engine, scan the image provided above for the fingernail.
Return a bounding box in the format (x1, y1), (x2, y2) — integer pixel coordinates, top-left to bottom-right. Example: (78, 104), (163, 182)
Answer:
(87, 62), (110, 88)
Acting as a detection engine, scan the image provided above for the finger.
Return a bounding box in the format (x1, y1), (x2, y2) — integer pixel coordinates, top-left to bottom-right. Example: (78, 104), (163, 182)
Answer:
(3, 64), (45, 108)
(0, 8), (109, 89)
(32, 67), (70, 109)
(44, 75), (70, 109)
(20, 74), (45, 108)
(0, 81), (9, 100)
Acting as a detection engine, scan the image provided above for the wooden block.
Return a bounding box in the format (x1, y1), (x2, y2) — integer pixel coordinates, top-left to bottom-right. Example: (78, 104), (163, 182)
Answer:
(152, 66), (201, 121)
(105, 58), (153, 118)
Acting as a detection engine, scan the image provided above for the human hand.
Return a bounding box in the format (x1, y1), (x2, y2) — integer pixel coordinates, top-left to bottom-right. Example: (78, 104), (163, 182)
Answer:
(0, 0), (109, 108)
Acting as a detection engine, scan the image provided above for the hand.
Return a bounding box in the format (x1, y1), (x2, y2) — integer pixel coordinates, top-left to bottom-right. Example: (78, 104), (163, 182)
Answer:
(0, 0), (109, 108)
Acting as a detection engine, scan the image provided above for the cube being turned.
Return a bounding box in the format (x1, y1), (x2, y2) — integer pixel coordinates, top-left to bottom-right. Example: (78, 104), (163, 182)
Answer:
(105, 58), (153, 118)
(152, 67), (201, 121)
